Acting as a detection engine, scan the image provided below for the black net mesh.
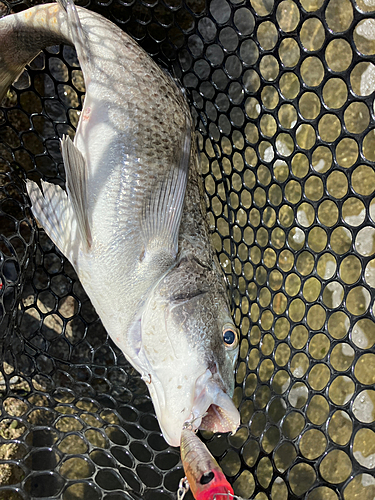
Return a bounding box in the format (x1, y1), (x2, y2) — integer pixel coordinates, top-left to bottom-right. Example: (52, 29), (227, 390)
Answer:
(1, 0), (375, 498)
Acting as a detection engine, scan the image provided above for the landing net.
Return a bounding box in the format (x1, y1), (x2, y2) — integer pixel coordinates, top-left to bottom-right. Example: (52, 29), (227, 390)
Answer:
(1, 0), (375, 499)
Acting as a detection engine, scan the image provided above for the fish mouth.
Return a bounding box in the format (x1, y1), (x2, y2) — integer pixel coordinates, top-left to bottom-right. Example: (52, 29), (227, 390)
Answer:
(188, 369), (240, 435)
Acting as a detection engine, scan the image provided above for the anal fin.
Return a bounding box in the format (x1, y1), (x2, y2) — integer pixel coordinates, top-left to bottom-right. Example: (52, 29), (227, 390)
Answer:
(61, 135), (92, 251)
(27, 179), (76, 258)
(57, 0), (90, 71)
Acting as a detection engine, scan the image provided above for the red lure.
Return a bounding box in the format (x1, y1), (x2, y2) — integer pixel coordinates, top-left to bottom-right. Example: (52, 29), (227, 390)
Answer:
(180, 427), (234, 500)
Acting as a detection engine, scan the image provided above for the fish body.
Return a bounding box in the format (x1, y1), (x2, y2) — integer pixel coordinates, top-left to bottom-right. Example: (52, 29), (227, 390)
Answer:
(180, 427), (234, 500)
(0, 0), (240, 446)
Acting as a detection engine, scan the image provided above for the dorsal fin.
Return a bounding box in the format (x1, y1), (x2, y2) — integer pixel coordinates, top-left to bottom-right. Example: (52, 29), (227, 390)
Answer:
(140, 116), (191, 264)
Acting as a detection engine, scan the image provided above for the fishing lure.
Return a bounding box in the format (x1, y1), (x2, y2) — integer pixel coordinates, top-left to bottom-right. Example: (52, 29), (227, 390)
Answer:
(179, 426), (235, 500)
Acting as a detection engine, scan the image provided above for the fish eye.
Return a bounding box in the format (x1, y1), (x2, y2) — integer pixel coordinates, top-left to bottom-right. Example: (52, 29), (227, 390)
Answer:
(200, 471), (215, 485)
(223, 325), (238, 348)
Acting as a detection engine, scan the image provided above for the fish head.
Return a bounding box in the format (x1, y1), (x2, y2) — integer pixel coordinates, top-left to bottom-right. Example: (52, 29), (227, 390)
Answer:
(137, 257), (240, 447)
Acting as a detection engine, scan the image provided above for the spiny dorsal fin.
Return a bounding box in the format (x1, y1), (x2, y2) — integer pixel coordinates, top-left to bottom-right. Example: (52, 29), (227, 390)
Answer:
(61, 135), (92, 251)
(141, 116), (191, 264)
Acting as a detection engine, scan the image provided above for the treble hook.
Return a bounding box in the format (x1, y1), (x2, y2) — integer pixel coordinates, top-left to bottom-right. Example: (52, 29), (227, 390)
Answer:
(182, 412), (208, 431)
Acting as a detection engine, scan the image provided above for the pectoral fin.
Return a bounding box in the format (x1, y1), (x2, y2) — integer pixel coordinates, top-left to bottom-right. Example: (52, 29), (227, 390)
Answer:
(141, 119), (191, 263)
(61, 135), (92, 251)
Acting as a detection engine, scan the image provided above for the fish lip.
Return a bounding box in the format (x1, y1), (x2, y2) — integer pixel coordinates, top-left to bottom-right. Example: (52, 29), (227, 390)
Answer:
(145, 367), (239, 446)
(189, 368), (240, 435)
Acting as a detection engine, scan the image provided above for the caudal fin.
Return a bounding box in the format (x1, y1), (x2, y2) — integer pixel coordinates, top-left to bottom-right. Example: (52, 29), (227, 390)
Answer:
(0, 63), (24, 103)
(0, 15), (28, 103)
(0, 4), (71, 103)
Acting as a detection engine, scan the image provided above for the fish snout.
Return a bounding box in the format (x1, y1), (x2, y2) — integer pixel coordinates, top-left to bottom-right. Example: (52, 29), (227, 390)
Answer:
(188, 369), (240, 436)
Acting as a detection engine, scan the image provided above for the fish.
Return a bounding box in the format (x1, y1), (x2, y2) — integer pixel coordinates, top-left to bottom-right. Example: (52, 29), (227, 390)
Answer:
(0, 0), (240, 446)
(180, 426), (234, 500)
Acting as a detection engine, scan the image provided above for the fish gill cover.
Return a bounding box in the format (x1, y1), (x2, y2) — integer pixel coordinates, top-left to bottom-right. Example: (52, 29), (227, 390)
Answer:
(0, 0), (375, 499)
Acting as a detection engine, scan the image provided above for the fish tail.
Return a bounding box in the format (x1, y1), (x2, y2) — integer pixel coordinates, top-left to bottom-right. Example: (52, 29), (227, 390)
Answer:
(0, 3), (76, 103)
(0, 41), (25, 103)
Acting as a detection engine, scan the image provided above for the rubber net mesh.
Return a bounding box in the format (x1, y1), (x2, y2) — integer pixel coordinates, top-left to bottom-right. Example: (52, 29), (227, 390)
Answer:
(1, 0), (375, 499)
